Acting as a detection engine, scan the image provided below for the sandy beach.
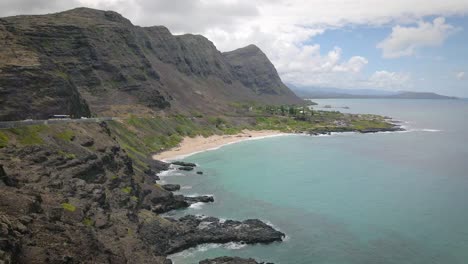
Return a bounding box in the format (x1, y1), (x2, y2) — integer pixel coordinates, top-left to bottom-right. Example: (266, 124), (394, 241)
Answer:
(152, 130), (285, 161)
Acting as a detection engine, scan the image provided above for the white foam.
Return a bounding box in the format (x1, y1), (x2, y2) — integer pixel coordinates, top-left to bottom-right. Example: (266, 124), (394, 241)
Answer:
(262, 220), (290, 243)
(399, 128), (442, 133)
(189, 202), (204, 210)
(224, 242), (247, 250)
(264, 220), (281, 231)
(308, 131), (358, 138)
(185, 193), (214, 198)
(420, 128), (441, 132)
(156, 168), (175, 177)
(157, 167), (187, 178)
(156, 164), (185, 179)
(180, 186), (192, 190)
(169, 243), (221, 258)
(169, 241), (247, 260)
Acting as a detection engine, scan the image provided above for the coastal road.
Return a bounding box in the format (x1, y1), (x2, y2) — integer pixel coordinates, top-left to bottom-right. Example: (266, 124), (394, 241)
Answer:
(0, 117), (119, 129)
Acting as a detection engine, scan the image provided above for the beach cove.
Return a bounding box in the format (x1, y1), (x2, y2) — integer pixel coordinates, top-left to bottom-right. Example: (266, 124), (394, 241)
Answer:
(157, 99), (468, 264)
(152, 130), (288, 161)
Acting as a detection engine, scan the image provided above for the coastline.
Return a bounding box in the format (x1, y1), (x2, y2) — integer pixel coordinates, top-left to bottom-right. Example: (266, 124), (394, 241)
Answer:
(151, 124), (409, 162)
(152, 130), (287, 161)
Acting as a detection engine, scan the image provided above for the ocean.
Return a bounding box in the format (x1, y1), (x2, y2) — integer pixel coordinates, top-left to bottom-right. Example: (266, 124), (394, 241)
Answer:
(161, 99), (468, 264)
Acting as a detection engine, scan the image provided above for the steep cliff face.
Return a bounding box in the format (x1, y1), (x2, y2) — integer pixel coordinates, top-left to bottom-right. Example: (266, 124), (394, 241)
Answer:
(223, 44), (294, 96)
(0, 8), (302, 121)
(0, 122), (284, 263)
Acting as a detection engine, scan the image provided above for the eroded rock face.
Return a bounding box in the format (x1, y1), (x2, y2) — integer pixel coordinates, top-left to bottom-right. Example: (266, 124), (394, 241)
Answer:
(0, 8), (302, 121)
(161, 184), (180, 192)
(140, 215), (285, 255)
(0, 123), (175, 263)
(223, 45), (295, 98)
(0, 122), (285, 263)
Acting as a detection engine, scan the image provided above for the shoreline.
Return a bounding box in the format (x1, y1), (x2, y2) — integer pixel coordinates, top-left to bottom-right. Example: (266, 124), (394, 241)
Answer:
(152, 124), (410, 162)
(151, 125), (411, 162)
(152, 130), (287, 161)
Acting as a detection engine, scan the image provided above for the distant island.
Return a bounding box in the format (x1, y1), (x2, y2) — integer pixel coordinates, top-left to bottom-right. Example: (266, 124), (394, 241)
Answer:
(290, 86), (458, 99)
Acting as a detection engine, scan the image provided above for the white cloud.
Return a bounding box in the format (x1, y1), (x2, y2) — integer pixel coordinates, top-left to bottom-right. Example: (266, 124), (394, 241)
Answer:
(276, 45), (370, 88)
(367, 71), (411, 90)
(456, 71), (466, 80)
(377, 17), (460, 58)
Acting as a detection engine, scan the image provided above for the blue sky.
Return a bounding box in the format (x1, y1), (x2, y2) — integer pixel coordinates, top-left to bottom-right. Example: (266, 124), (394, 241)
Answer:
(2, 0), (468, 97)
(307, 16), (468, 96)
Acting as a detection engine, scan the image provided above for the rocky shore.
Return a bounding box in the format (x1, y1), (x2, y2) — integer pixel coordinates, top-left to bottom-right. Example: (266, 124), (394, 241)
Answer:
(140, 215), (284, 255)
(200, 257), (272, 264)
(0, 122), (283, 263)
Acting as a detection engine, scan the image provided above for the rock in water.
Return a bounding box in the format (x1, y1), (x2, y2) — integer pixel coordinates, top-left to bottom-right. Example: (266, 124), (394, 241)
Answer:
(172, 161), (197, 167)
(185, 195), (214, 204)
(178, 166), (194, 171)
(161, 184), (181, 192)
(140, 215), (285, 255)
(199, 256), (264, 264)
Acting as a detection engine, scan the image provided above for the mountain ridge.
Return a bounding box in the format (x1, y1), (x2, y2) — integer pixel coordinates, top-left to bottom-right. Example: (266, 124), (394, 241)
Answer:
(290, 86), (458, 99)
(0, 7), (302, 121)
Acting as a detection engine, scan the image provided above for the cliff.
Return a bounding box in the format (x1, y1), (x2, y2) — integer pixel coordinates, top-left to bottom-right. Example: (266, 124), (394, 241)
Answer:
(0, 7), (302, 121)
(0, 122), (284, 263)
(223, 45), (296, 98)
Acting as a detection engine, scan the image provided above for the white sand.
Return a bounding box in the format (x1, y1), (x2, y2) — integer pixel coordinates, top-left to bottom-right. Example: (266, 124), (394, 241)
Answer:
(152, 130), (285, 161)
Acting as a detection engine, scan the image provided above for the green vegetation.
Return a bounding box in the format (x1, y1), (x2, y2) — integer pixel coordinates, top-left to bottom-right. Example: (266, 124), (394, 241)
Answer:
(107, 105), (394, 173)
(107, 115), (221, 172)
(0, 131), (8, 148)
(243, 105), (393, 134)
(55, 130), (75, 141)
(350, 117), (393, 131)
(9, 125), (47, 145)
(61, 203), (77, 212)
(83, 217), (94, 226)
(121, 186), (132, 194)
(58, 150), (77, 160)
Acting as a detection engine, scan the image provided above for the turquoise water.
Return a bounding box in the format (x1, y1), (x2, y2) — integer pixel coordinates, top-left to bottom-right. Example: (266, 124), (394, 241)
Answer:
(163, 99), (468, 264)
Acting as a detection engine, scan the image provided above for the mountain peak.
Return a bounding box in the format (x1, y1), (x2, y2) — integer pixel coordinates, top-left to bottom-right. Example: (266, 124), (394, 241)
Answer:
(60, 7), (132, 25)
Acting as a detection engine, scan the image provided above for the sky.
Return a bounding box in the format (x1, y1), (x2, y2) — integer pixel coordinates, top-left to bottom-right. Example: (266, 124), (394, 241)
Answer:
(1, 0), (467, 97)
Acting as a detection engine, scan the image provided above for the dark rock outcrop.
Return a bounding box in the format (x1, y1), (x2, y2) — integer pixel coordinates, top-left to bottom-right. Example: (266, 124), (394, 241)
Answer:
(199, 256), (264, 264)
(359, 126), (403, 133)
(161, 184), (180, 192)
(0, 123), (171, 263)
(171, 161), (196, 167)
(185, 195), (214, 204)
(178, 166), (194, 171)
(140, 215), (285, 255)
(0, 122), (286, 263)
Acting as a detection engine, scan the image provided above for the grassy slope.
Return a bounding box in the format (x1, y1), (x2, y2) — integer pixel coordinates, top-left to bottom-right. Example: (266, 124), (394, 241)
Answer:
(105, 105), (394, 172)
(0, 105), (395, 173)
(106, 115), (237, 172)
